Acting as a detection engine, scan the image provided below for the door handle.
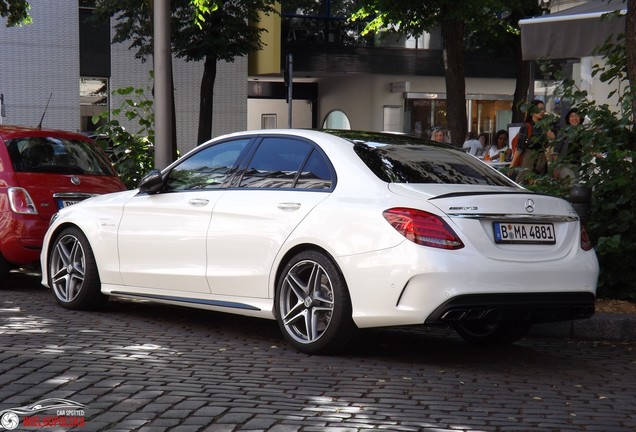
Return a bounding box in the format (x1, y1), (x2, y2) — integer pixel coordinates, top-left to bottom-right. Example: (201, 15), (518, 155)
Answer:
(188, 198), (210, 207)
(277, 202), (301, 211)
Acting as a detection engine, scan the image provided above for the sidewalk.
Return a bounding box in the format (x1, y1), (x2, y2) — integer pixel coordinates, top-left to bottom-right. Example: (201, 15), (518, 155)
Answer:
(530, 312), (636, 341)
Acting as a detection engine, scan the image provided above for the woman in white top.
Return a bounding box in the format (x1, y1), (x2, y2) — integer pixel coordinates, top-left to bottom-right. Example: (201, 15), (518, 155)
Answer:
(486, 129), (511, 161)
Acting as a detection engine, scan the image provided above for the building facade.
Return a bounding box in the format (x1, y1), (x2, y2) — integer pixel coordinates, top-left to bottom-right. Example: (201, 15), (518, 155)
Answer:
(247, 1), (521, 145)
(0, 1), (247, 155)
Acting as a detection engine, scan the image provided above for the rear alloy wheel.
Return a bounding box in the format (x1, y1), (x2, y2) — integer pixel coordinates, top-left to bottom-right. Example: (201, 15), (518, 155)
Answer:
(453, 322), (531, 345)
(276, 250), (357, 354)
(48, 227), (104, 310)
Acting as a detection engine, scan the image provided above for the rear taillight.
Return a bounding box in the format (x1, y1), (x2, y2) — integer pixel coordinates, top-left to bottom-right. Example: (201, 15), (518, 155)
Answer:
(8, 187), (38, 214)
(580, 223), (593, 251)
(383, 207), (464, 250)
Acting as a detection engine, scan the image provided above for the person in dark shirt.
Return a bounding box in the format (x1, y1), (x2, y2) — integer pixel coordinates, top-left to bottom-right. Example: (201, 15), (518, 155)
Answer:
(510, 99), (555, 176)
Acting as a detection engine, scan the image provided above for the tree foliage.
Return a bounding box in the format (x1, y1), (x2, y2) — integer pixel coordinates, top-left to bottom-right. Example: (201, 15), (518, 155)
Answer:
(92, 0), (277, 144)
(468, 0), (544, 122)
(521, 40), (636, 300)
(93, 82), (155, 189)
(0, 0), (31, 26)
(352, 0), (541, 144)
(353, 0), (495, 144)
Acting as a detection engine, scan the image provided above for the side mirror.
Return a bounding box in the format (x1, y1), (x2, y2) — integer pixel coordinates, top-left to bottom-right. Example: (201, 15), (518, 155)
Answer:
(138, 169), (164, 194)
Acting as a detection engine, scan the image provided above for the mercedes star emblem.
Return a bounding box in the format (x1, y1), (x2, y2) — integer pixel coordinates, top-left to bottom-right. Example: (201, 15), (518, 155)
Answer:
(525, 199), (535, 213)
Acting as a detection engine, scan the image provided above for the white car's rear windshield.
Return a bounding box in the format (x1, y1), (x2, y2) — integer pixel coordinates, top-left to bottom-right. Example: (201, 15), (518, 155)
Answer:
(331, 131), (516, 187)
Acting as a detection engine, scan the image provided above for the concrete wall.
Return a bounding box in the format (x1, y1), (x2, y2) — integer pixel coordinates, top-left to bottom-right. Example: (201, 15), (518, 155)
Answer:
(0, 2), (247, 156)
(110, 27), (248, 155)
(247, 98), (313, 130)
(0, 0), (80, 130)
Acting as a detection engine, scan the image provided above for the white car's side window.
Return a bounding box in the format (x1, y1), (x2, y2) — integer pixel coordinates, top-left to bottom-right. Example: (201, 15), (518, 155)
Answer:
(237, 137), (333, 190)
(164, 139), (250, 191)
(239, 137), (313, 189)
(295, 150), (333, 190)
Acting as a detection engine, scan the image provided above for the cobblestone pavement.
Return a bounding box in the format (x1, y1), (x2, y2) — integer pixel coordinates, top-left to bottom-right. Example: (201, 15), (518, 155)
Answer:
(1, 271), (634, 432)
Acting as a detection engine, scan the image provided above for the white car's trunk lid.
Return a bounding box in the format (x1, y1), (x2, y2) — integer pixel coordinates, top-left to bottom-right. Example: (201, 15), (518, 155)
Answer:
(388, 184), (581, 262)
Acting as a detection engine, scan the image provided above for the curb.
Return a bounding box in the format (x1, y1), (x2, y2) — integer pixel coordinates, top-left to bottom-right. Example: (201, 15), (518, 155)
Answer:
(529, 313), (636, 342)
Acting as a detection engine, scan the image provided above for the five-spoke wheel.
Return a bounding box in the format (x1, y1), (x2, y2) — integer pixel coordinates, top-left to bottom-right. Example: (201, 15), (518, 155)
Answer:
(48, 227), (103, 310)
(276, 250), (357, 354)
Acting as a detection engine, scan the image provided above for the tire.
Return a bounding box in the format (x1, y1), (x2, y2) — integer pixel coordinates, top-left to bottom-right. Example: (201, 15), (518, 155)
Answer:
(275, 250), (358, 354)
(48, 227), (105, 310)
(0, 254), (12, 288)
(453, 322), (531, 345)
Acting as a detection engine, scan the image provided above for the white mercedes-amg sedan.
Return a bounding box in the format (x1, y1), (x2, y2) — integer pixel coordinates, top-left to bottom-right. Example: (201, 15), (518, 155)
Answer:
(40, 130), (599, 354)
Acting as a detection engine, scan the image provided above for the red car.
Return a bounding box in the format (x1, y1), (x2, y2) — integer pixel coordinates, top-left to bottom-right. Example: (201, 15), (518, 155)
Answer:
(0, 125), (126, 284)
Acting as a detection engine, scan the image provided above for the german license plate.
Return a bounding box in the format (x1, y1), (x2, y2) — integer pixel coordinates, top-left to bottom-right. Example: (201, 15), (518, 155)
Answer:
(493, 222), (556, 244)
(57, 199), (82, 209)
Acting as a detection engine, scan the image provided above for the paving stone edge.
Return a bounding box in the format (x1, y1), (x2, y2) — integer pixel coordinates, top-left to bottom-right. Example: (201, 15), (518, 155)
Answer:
(529, 312), (636, 342)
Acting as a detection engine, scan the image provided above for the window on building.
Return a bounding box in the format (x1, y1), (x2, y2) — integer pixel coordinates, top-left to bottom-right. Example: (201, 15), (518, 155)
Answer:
(405, 98), (447, 138)
(80, 78), (109, 132)
(405, 96), (513, 143)
(261, 114), (277, 129)
(323, 110), (351, 129)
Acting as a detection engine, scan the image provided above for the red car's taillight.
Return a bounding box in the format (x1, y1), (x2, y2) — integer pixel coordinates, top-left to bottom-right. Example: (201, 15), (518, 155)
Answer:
(8, 187), (38, 214)
(383, 208), (464, 250)
(580, 224), (593, 251)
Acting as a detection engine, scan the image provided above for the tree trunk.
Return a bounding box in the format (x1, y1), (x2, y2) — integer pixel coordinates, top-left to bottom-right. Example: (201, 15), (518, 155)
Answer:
(440, 19), (467, 145)
(626, 0), (636, 131)
(512, 42), (530, 123)
(197, 55), (217, 145)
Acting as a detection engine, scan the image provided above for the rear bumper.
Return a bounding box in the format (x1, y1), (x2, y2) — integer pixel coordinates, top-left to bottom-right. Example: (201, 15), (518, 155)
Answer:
(337, 239), (598, 329)
(0, 215), (45, 265)
(424, 292), (595, 325)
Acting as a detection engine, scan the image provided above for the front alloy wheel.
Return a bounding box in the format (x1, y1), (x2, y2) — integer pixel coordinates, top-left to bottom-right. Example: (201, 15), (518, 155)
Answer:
(49, 227), (104, 310)
(276, 250), (357, 354)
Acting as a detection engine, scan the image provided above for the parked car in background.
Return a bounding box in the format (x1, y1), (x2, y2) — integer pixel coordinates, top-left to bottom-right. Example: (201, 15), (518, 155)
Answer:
(40, 130), (598, 354)
(0, 125), (126, 285)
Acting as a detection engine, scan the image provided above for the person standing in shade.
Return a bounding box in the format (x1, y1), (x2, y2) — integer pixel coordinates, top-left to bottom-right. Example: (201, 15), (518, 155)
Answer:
(510, 99), (555, 176)
(552, 107), (583, 162)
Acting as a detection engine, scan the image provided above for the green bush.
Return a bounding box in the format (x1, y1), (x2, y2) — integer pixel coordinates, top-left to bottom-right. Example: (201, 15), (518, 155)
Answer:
(92, 85), (155, 189)
(524, 49), (636, 300)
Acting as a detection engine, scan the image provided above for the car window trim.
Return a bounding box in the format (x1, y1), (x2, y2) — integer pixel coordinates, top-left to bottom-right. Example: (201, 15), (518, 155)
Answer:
(159, 136), (258, 193)
(233, 135), (337, 191)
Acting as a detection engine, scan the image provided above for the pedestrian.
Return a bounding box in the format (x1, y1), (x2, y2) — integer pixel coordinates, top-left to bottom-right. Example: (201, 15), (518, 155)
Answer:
(430, 127), (446, 143)
(552, 107), (583, 162)
(485, 129), (510, 161)
(478, 133), (488, 151)
(462, 131), (483, 156)
(509, 99), (555, 178)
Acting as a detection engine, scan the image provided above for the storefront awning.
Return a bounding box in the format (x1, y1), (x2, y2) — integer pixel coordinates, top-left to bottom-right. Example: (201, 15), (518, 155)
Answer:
(519, 0), (627, 60)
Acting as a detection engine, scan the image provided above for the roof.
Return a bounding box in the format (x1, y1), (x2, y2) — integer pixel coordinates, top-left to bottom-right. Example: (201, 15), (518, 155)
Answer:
(0, 125), (91, 141)
(519, 0), (627, 60)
